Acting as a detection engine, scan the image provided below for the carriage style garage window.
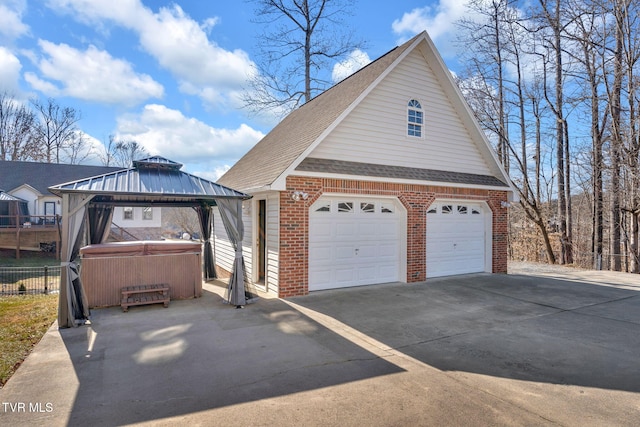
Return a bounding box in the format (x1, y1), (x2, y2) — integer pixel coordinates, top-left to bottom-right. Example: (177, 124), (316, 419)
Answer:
(407, 99), (423, 137)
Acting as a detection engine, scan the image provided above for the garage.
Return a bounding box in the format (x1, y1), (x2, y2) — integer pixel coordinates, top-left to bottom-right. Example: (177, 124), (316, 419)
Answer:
(309, 196), (404, 291)
(426, 201), (490, 278)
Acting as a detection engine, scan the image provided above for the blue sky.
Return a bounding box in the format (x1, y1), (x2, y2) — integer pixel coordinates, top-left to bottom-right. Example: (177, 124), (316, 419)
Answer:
(0, 0), (472, 180)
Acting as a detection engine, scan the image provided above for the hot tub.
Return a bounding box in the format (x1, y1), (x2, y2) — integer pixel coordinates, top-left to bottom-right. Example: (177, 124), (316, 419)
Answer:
(80, 240), (202, 308)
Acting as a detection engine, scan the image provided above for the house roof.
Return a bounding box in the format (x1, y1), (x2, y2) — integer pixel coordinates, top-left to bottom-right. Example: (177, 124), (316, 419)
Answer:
(49, 155), (250, 205)
(218, 31), (514, 196)
(0, 160), (122, 196)
(217, 33), (422, 191)
(296, 158), (508, 188)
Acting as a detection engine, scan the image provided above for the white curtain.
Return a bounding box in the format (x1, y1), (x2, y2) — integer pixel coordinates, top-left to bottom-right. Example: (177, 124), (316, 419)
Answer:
(58, 193), (93, 328)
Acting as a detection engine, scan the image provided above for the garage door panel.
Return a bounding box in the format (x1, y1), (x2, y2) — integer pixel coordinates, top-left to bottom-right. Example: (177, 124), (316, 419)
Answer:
(336, 222), (357, 238)
(310, 197), (402, 291)
(378, 264), (398, 280)
(379, 243), (398, 257)
(309, 269), (332, 288)
(426, 202), (488, 278)
(334, 268), (356, 284)
(358, 222), (378, 236)
(355, 246), (388, 260)
(311, 246), (333, 263)
(357, 267), (377, 282)
(335, 245), (356, 261)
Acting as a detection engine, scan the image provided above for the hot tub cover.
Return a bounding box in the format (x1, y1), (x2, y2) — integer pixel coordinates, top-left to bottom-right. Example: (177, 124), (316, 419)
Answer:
(81, 240), (201, 258)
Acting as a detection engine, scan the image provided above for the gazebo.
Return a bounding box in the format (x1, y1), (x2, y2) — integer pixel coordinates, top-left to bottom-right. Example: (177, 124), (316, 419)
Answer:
(0, 191), (29, 227)
(49, 156), (253, 328)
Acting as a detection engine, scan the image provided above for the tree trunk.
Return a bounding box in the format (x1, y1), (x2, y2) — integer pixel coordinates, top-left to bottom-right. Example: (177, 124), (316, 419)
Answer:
(610, 1), (624, 271)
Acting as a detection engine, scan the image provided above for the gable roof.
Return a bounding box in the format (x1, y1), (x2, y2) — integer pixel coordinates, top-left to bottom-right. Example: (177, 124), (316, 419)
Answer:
(218, 31), (513, 196)
(0, 160), (122, 196)
(218, 33), (422, 191)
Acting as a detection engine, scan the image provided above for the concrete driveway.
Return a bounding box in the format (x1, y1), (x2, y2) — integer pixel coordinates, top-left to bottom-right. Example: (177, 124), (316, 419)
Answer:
(1, 263), (639, 426)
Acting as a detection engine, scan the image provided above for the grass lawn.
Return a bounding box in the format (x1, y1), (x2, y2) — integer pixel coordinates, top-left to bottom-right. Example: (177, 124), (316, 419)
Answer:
(0, 294), (58, 387)
(0, 248), (60, 387)
(0, 249), (58, 267)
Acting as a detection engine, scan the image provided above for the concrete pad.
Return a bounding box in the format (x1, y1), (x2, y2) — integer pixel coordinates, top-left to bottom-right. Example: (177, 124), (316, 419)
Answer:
(1, 267), (640, 426)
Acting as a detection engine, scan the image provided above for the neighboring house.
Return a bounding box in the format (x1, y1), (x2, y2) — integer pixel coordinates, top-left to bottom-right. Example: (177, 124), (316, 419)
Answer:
(0, 161), (163, 244)
(215, 31), (516, 298)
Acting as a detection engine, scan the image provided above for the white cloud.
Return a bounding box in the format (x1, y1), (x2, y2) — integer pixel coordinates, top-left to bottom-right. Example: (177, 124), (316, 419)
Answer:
(332, 49), (371, 83)
(192, 164), (231, 182)
(0, 1), (29, 41)
(26, 40), (164, 104)
(392, 0), (468, 46)
(114, 104), (264, 166)
(46, 0), (256, 109)
(0, 47), (22, 92)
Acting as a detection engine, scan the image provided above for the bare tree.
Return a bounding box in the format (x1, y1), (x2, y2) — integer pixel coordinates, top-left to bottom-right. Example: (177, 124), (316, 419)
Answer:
(456, 1), (557, 263)
(534, 0), (574, 264)
(163, 207), (201, 239)
(98, 135), (119, 166)
(563, 0), (609, 269)
(31, 97), (81, 163)
(244, 0), (363, 115)
(614, 0), (640, 272)
(113, 137), (148, 167)
(0, 92), (38, 161)
(63, 132), (93, 165)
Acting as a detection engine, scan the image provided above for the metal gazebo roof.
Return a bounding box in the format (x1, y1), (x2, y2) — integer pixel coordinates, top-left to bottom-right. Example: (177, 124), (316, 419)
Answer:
(0, 191), (26, 202)
(48, 156), (250, 205)
(51, 156), (253, 329)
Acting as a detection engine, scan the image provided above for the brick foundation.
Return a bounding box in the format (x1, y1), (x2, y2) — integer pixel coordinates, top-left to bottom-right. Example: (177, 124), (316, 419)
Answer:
(278, 176), (509, 298)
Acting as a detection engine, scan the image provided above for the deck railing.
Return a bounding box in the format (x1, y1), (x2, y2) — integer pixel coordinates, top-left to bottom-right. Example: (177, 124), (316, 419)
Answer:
(0, 215), (60, 229)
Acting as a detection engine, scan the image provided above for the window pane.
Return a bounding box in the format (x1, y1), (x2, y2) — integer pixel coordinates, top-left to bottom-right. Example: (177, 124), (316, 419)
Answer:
(442, 205), (453, 214)
(381, 203), (395, 213)
(143, 207), (153, 220)
(337, 202), (353, 213)
(457, 205), (468, 214)
(360, 202), (375, 213)
(123, 207), (133, 220)
(315, 203), (330, 212)
(408, 124), (422, 137)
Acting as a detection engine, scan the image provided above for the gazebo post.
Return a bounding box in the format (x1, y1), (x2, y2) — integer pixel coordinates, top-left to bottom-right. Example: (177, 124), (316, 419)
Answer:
(58, 193), (71, 328)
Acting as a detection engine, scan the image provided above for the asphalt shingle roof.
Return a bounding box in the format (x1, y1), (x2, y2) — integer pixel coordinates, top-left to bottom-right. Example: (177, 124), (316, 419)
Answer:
(0, 161), (122, 196)
(296, 158), (509, 188)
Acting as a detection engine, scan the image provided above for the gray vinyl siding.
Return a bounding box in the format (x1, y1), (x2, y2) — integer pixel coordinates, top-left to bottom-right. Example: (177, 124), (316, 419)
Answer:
(213, 193), (279, 296)
(310, 49), (492, 176)
(265, 193), (279, 295)
(213, 206), (253, 280)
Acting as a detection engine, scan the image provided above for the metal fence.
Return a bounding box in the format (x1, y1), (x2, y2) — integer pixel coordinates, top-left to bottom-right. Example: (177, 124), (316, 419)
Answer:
(0, 266), (61, 295)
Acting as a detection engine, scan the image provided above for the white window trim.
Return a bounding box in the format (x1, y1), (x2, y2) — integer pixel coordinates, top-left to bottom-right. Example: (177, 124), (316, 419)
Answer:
(407, 98), (424, 138)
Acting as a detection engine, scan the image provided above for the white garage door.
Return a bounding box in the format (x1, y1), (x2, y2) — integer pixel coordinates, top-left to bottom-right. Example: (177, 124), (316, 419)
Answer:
(426, 202), (488, 278)
(309, 197), (402, 291)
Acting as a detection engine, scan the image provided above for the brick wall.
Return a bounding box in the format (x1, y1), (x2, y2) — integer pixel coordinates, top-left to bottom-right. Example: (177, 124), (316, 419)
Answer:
(278, 176), (509, 297)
